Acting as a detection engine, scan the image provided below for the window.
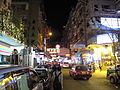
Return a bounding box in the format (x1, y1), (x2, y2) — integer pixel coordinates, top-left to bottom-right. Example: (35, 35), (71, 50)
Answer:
(32, 33), (34, 37)
(32, 26), (35, 30)
(29, 71), (39, 89)
(35, 70), (47, 78)
(94, 5), (98, 11)
(12, 69), (30, 90)
(4, 0), (7, 5)
(32, 20), (35, 24)
(14, 72), (30, 90)
(0, 70), (30, 90)
(76, 66), (88, 70)
(102, 5), (110, 11)
(11, 4), (27, 10)
(72, 67), (75, 71)
(80, 28), (84, 36)
(87, 23), (90, 27)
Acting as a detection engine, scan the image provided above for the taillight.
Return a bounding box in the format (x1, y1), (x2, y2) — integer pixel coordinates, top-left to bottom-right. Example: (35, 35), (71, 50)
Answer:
(75, 73), (79, 75)
(74, 71), (79, 75)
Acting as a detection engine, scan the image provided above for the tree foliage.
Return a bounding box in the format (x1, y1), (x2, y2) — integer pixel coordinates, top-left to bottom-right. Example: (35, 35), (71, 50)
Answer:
(0, 10), (25, 44)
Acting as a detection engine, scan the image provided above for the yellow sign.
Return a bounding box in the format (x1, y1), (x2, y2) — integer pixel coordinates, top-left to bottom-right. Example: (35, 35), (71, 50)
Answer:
(65, 54), (70, 56)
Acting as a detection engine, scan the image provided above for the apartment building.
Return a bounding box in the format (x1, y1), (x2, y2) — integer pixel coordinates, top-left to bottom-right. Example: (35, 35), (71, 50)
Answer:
(0, 0), (11, 10)
(114, 0), (120, 9)
(63, 0), (120, 64)
(64, 0), (120, 47)
(11, 0), (47, 50)
(0, 0), (24, 64)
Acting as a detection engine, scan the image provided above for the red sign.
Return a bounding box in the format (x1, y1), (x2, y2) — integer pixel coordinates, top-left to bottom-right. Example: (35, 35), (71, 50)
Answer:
(47, 48), (60, 54)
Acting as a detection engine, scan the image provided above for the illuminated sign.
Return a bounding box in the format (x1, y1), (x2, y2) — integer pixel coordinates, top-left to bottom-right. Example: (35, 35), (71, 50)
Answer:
(97, 33), (118, 44)
(56, 44), (60, 49)
(35, 52), (44, 55)
(47, 48), (60, 54)
(0, 45), (13, 55)
(101, 17), (120, 29)
(73, 44), (85, 48)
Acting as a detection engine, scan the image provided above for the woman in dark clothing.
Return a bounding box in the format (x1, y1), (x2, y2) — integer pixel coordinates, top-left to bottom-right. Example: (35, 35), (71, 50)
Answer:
(53, 66), (63, 90)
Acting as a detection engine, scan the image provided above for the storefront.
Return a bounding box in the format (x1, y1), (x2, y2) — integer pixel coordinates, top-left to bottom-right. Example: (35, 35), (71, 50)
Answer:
(34, 49), (52, 66)
(0, 33), (22, 64)
(87, 44), (114, 66)
(0, 43), (13, 63)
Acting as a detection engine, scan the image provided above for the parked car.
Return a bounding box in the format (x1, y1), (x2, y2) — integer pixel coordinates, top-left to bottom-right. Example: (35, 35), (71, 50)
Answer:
(36, 64), (52, 73)
(69, 65), (92, 80)
(35, 68), (52, 90)
(107, 65), (120, 84)
(62, 62), (70, 68)
(0, 64), (43, 90)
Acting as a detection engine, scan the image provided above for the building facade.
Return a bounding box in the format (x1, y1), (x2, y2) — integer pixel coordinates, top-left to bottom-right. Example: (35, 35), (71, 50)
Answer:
(63, 0), (120, 65)
(11, 0), (49, 51)
(10, 0), (52, 67)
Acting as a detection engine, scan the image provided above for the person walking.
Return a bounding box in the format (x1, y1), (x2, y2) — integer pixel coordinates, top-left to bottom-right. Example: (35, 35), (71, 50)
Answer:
(53, 66), (63, 90)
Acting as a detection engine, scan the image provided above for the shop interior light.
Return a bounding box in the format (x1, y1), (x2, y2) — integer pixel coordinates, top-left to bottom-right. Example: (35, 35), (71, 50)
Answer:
(117, 10), (120, 13)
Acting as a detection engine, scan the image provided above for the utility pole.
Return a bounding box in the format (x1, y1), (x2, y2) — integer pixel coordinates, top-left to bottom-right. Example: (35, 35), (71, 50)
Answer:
(44, 38), (47, 52)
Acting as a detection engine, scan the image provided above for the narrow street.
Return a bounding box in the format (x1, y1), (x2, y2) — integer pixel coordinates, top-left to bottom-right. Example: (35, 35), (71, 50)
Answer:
(62, 68), (120, 90)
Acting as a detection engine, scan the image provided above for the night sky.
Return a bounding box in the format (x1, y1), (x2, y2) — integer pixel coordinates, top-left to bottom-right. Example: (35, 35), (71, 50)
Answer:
(44, 0), (77, 46)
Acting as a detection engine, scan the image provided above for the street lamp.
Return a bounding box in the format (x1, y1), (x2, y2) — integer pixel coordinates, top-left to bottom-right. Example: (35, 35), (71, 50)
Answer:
(44, 32), (53, 52)
(48, 32), (52, 36)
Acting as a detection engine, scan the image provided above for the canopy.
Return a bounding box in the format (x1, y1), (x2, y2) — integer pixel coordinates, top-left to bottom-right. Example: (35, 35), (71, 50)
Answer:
(0, 33), (22, 46)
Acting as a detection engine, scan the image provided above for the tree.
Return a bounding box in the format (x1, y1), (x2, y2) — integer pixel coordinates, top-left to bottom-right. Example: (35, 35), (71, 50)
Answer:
(0, 9), (25, 44)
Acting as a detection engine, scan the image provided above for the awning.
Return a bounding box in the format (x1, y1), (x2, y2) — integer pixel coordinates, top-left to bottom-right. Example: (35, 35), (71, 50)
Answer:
(0, 33), (22, 46)
(0, 45), (13, 55)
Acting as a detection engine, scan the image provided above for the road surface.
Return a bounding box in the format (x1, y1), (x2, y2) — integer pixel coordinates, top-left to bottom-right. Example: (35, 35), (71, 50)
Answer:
(63, 68), (120, 90)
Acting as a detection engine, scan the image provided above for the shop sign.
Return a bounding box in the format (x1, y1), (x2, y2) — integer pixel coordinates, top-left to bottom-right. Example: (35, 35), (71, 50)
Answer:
(0, 45), (13, 55)
(101, 56), (111, 59)
(35, 52), (44, 55)
(47, 48), (60, 54)
(73, 44), (85, 48)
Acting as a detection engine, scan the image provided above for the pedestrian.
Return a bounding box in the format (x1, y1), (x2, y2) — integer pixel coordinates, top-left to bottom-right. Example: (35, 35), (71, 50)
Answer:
(51, 64), (56, 74)
(19, 55), (23, 65)
(53, 66), (63, 90)
(99, 64), (102, 71)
